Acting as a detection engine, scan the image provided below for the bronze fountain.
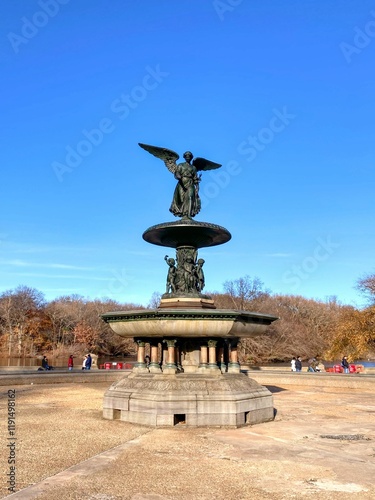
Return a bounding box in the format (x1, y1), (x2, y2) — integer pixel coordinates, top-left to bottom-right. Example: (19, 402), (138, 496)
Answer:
(101, 143), (277, 427)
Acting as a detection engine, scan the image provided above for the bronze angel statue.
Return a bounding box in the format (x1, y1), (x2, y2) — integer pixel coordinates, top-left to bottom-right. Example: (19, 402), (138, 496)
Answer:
(139, 143), (222, 219)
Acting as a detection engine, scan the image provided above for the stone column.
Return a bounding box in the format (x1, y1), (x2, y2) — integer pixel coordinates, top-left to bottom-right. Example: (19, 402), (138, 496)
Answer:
(163, 339), (177, 374)
(208, 339), (219, 371)
(149, 341), (161, 373)
(134, 339), (148, 373)
(228, 339), (240, 373)
(199, 342), (208, 371)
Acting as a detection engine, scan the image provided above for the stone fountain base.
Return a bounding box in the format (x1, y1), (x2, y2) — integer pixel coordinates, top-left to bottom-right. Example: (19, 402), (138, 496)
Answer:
(103, 372), (274, 427)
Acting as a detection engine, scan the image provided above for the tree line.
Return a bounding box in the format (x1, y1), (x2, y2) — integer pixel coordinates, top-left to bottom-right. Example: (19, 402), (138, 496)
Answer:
(0, 287), (138, 360)
(0, 273), (374, 363)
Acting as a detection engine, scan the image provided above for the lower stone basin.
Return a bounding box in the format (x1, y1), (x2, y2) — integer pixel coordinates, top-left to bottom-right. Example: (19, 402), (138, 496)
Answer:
(101, 308), (278, 338)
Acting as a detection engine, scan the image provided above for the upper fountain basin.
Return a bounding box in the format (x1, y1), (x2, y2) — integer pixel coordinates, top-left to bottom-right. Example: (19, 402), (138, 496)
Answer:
(101, 308), (278, 339)
(143, 220), (231, 249)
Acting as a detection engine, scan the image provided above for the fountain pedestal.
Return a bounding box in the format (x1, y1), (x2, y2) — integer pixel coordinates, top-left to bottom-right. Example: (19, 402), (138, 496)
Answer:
(103, 373), (274, 427)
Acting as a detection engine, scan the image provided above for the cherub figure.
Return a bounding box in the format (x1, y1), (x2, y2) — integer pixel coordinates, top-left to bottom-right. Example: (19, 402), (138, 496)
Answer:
(164, 255), (177, 293)
(139, 143), (222, 219)
(196, 258), (205, 292)
(183, 257), (196, 292)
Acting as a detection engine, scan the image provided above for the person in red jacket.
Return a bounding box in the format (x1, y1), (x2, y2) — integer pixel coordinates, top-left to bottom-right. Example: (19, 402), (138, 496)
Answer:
(68, 355), (74, 371)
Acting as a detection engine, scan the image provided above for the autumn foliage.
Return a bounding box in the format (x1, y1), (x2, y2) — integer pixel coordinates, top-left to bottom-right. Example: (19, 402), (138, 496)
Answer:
(1, 274), (375, 363)
(0, 286), (140, 359)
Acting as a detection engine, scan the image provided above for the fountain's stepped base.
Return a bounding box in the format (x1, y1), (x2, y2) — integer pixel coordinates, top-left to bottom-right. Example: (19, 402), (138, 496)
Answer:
(103, 372), (274, 427)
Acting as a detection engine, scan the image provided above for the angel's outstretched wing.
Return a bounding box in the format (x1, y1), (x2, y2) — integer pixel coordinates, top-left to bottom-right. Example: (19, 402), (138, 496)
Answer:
(138, 143), (179, 174)
(192, 157), (222, 171)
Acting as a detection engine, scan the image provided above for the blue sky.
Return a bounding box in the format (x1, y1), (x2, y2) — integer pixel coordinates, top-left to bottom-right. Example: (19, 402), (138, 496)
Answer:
(1, 0), (374, 308)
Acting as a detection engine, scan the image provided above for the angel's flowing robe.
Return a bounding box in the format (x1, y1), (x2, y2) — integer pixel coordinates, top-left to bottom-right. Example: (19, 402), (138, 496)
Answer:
(169, 161), (201, 218)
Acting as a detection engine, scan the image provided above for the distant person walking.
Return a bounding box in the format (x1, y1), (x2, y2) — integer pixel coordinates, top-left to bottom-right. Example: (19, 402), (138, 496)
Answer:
(341, 356), (349, 374)
(295, 357), (302, 372)
(82, 356), (87, 370)
(68, 355), (74, 371)
(85, 354), (92, 370)
(291, 357), (296, 372)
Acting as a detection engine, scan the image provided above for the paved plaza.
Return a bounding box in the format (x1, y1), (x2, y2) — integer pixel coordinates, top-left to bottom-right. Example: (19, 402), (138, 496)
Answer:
(1, 374), (374, 499)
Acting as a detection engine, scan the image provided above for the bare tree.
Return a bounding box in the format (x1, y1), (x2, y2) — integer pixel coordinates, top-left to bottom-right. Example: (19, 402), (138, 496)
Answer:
(356, 273), (375, 304)
(222, 275), (270, 310)
(148, 292), (161, 309)
(0, 286), (45, 356)
(211, 283), (344, 363)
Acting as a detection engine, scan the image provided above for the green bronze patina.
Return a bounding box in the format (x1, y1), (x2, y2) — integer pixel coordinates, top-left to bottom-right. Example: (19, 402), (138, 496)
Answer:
(143, 220), (231, 248)
(138, 143), (232, 298)
(139, 143), (222, 220)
